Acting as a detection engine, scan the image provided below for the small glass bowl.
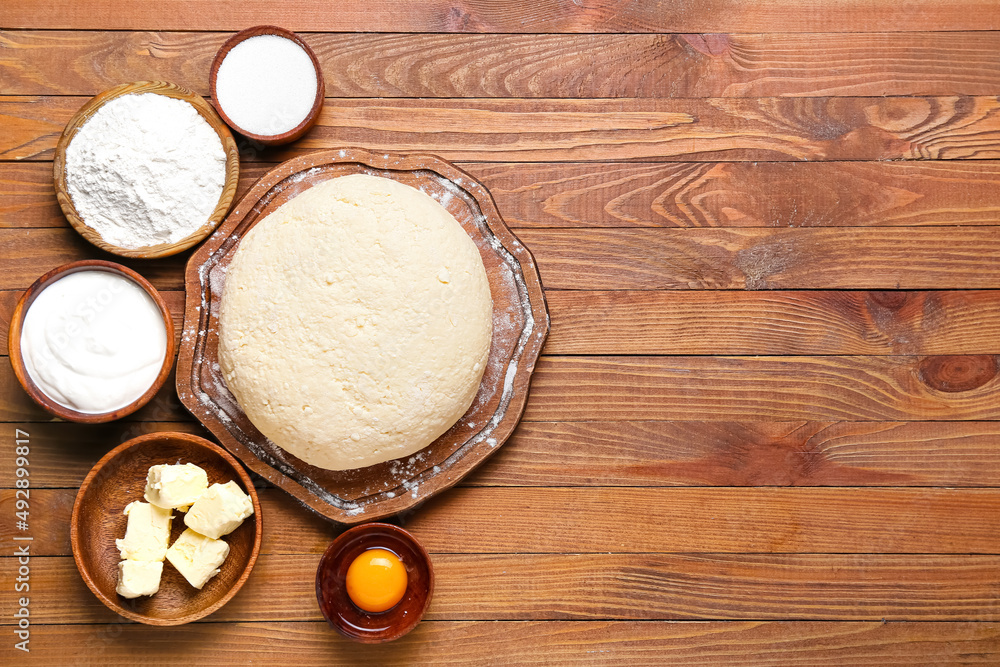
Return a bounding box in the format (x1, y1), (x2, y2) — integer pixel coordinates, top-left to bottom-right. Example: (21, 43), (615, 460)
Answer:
(316, 522), (434, 643)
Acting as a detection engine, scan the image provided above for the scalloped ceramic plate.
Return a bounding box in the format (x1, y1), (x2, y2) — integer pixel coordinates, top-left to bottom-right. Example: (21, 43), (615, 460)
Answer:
(177, 148), (548, 524)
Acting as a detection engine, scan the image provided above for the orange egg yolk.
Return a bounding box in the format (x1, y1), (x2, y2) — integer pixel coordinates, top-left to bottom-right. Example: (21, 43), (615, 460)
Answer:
(345, 548), (408, 613)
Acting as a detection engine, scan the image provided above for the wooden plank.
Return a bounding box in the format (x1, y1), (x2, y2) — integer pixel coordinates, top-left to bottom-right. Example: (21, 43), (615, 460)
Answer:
(8, 288), (1000, 358)
(476, 421), (1000, 488)
(0, 421), (205, 489)
(524, 355), (1000, 422)
(11, 161), (1000, 230)
(6, 31), (1000, 99)
(0, 162), (60, 227)
(0, 228), (187, 291)
(518, 227), (1000, 290)
(8, 420), (1000, 489)
(0, 162), (273, 228)
(545, 291), (1000, 356)
(7, 487), (1000, 555)
(5, 353), (1000, 423)
(472, 161), (1000, 229)
(3, 0), (999, 32)
(0, 291), (18, 345)
(9, 553), (1000, 623)
(7, 350), (1000, 423)
(0, 363), (191, 422)
(6, 96), (1000, 163)
(5, 227), (1000, 293)
(7, 621), (999, 666)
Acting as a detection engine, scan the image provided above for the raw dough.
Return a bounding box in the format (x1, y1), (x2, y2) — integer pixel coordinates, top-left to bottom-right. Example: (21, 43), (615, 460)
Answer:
(218, 174), (493, 470)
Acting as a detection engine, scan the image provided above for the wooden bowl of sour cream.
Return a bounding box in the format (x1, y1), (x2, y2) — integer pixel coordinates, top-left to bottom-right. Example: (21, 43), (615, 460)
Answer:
(7, 260), (175, 423)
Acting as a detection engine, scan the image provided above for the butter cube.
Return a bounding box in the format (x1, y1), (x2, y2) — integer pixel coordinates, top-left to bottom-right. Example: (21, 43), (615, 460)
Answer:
(115, 501), (173, 561)
(165, 528), (230, 590)
(145, 463), (209, 510)
(116, 560), (163, 598)
(184, 481), (254, 539)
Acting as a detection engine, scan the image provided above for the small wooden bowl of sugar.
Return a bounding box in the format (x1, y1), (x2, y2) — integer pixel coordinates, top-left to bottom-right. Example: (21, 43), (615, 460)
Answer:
(210, 26), (325, 146)
(53, 81), (240, 259)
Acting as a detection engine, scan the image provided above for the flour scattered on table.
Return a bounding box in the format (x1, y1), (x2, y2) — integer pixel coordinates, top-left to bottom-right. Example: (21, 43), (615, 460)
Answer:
(65, 93), (226, 249)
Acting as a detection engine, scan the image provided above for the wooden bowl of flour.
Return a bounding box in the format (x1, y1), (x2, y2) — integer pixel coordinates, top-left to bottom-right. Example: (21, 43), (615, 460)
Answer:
(54, 81), (241, 259)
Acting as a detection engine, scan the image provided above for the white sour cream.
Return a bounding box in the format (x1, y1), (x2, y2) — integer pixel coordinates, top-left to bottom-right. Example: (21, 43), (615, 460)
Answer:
(20, 270), (167, 414)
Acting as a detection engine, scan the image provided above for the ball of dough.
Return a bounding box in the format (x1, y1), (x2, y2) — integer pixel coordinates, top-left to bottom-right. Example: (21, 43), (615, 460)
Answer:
(219, 174), (493, 471)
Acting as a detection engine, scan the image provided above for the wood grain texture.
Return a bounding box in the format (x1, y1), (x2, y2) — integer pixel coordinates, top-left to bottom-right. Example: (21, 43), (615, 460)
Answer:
(8, 420), (1000, 489)
(5, 353), (1000, 423)
(473, 161), (1000, 229)
(0, 421), (205, 489)
(6, 31), (1000, 98)
(5, 353), (1000, 424)
(545, 291), (1000, 356)
(0, 228), (187, 291)
(9, 553), (1000, 623)
(3, 9), (1000, 661)
(8, 487), (1000, 556)
(3, 621), (997, 666)
(6, 96), (1000, 162)
(478, 421), (1000, 488)
(4, 0), (999, 32)
(4, 227), (1000, 293)
(6, 286), (1000, 359)
(524, 355), (1000, 422)
(520, 228), (1000, 290)
(0, 162), (271, 229)
(11, 161), (1000, 230)
(0, 291), (19, 346)
(0, 363), (189, 422)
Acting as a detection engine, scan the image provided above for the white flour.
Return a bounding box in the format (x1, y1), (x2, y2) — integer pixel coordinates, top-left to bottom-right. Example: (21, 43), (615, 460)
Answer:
(65, 93), (227, 249)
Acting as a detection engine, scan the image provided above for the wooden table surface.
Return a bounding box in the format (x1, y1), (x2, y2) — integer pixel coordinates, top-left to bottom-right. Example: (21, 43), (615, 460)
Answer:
(3, 2), (1000, 664)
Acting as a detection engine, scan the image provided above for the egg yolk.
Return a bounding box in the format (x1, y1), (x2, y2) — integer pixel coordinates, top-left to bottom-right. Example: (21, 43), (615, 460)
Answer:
(345, 548), (408, 613)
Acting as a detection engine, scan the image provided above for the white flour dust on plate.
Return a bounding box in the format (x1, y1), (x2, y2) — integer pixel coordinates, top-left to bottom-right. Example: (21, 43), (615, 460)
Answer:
(65, 93), (227, 249)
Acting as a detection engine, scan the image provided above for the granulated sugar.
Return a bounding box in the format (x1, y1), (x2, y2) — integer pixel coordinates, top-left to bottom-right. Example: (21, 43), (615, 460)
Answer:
(215, 34), (319, 137)
(65, 93), (227, 249)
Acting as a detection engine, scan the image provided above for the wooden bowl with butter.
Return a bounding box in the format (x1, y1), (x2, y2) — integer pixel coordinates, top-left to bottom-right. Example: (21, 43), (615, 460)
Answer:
(71, 432), (262, 626)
